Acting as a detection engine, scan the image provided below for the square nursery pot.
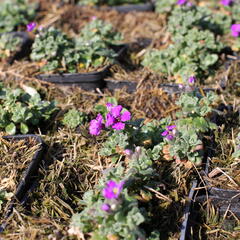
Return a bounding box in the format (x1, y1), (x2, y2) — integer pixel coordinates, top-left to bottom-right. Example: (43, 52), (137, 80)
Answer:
(0, 32), (33, 64)
(99, 1), (154, 12)
(0, 134), (47, 233)
(204, 158), (240, 207)
(36, 44), (127, 91)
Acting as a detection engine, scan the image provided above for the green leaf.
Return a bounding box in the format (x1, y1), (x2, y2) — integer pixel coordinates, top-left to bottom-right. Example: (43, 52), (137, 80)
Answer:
(5, 123), (16, 135)
(20, 122), (29, 134)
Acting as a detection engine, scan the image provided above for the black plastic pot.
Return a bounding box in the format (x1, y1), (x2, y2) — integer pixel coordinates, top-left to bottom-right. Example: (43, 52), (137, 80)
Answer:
(0, 32), (33, 64)
(101, 1), (154, 12)
(36, 44), (127, 91)
(0, 134), (47, 232)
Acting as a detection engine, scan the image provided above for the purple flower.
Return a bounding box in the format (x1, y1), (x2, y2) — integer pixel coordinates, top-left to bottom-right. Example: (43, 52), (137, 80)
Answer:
(106, 102), (113, 110)
(110, 105), (123, 118)
(220, 0), (233, 6)
(177, 0), (188, 5)
(112, 122), (125, 131)
(166, 135), (174, 141)
(231, 24), (240, 37)
(91, 16), (97, 21)
(26, 22), (36, 32)
(162, 125), (176, 141)
(89, 114), (104, 135)
(167, 125), (176, 131)
(101, 203), (110, 212)
(102, 180), (124, 199)
(105, 113), (115, 127)
(161, 130), (169, 137)
(188, 76), (196, 84)
(124, 149), (133, 156)
(120, 111), (131, 122)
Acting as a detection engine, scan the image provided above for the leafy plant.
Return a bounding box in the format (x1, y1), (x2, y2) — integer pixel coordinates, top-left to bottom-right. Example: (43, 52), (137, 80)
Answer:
(154, 0), (176, 14)
(69, 147), (159, 240)
(166, 91), (217, 165)
(168, 5), (231, 36)
(62, 109), (88, 129)
(0, 83), (56, 134)
(0, 33), (22, 59)
(142, 28), (223, 83)
(0, 0), (37, 33)
(31, 20), (122, 73)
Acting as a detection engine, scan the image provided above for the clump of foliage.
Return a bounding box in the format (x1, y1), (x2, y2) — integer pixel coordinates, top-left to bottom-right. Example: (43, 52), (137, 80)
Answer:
(0, 0), (37, 33)
(168, 5), (231, 36)
(142, 4), (231, 83)
(69, 147), (160, 240)
(31, 19), (122, 73)
(142, 28), (223, 83)
(62, 109), (88, 129)
(74, 18), (122, 69)
(0, 83), (56, 134)
(167, 90), (217, 165)
(0, 33), (22, 59)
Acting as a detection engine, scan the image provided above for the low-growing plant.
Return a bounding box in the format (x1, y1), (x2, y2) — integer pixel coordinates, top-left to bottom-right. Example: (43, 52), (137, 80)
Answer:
(168, 5), (232, 36)
(164, 90), (217, 165)
(62, 109), (88, 129)
(0, 33), (22, 59)
(31, 20), (122, 73)
(0, 0), (37, 33)
(142, 28), (223, 83)
(69, 147), (160, 240)
(0, 84), (56, 134)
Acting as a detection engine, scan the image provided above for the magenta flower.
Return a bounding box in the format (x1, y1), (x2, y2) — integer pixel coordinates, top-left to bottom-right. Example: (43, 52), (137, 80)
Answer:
(162, 125), (176, 141)
(26, 22), (36, 32)
(231, 24), (240, 37)
(124, 149), (133, 156)
(102, 180), (124, 199)
(176, 0), (188, 5)
(188, 76), (196, 84)
(89, 114), (104, 135)
(167, 125), (177, 131)
(112, 122), (125, 131)
(220, 0), (233, 6)
(101, 203), (111, 212)
(105, 103), (131, 131)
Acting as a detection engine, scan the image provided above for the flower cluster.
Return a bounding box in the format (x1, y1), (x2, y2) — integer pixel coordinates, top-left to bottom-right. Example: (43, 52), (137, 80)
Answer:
(231, 24), (240, 37)
(105, 103), (131, 130)
(89, 104), (131, 135)
(220, 0), (233, 6)
(101, 180), (124, 212)
(161, 125), (176, 141)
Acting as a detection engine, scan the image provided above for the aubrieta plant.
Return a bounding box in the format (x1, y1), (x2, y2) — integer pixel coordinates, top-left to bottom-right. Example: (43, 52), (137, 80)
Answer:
(69, 147), (160, 240)
(0, 33), (22, 60)
(142, 28), (223, 83)
(62, 109), (88, 129)
(0, 83), (56, 134)
(31, 19), (122, 73)
(163, 89), (217, 165)
(221, 0), (240, 22)
(0, 0), (37, 33)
